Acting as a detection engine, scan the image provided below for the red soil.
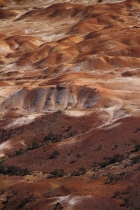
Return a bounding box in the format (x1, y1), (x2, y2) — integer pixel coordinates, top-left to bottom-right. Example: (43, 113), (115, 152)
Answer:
(0, 0), (140, 209)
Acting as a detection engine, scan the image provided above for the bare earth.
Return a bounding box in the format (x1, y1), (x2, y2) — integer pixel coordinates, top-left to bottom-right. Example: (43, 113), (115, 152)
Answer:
(0, 0), (140, 209)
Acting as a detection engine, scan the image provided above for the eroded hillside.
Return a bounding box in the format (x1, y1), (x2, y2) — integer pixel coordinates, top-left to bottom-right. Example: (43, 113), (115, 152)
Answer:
(0, 0), (140, 209)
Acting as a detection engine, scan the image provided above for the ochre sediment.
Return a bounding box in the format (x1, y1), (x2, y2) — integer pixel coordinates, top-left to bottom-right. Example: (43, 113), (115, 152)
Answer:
(0, 0), (140, 209)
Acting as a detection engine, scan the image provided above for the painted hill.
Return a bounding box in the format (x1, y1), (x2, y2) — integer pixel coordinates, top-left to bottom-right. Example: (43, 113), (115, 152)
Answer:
(0, 0), (140, 209)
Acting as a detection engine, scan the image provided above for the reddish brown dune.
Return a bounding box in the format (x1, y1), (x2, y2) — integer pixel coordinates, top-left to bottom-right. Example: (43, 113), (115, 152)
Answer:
(0, 0), (140, 210)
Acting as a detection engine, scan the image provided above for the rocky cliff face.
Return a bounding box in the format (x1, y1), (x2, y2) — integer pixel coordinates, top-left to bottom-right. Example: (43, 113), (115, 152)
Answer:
(0, 0), (140, 209)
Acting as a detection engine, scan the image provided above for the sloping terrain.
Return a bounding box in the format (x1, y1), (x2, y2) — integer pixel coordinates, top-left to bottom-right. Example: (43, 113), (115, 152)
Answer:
(0, 0), (140, 209)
